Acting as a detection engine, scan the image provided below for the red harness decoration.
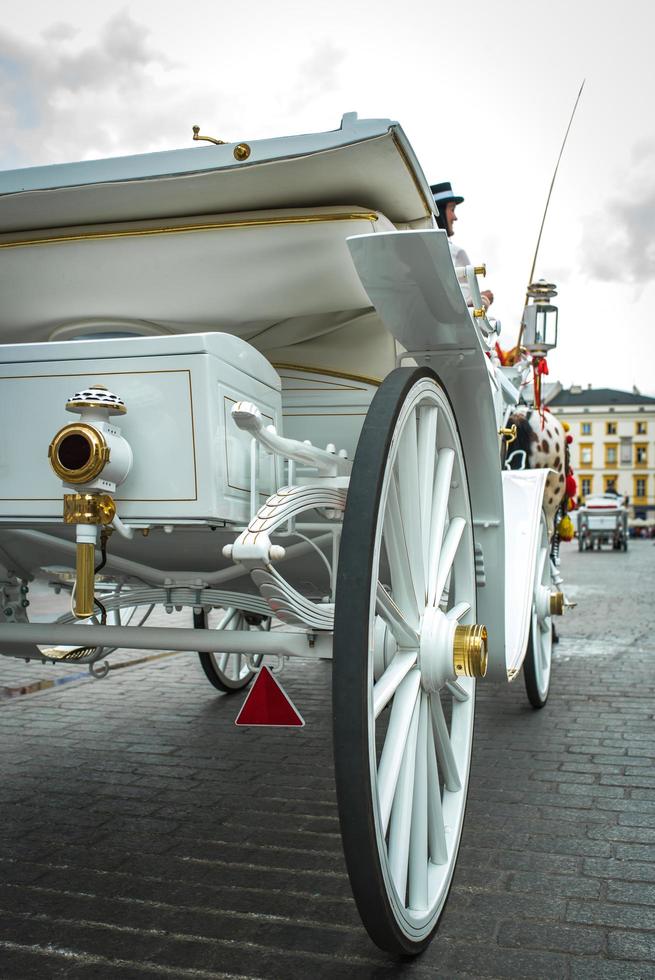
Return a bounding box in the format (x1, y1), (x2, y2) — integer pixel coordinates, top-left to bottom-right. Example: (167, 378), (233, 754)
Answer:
(532, 356), (549, 425)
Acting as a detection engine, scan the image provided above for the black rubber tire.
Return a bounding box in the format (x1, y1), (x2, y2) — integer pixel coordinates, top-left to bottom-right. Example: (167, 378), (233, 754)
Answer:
(196, 609), (264, 692)
(332, 366), (475, 956)
(523, 629), (550, 709)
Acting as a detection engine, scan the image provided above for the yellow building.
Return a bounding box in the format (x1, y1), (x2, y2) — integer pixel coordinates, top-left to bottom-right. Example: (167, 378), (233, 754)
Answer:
(549, 386), (655, 522)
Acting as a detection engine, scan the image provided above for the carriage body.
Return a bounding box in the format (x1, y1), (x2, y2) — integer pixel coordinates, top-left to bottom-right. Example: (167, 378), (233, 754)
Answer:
(0, 114), (563, 953)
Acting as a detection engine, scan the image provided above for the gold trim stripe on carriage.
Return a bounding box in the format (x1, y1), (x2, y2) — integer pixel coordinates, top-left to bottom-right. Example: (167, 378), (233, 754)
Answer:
(0, 211), (379, 250)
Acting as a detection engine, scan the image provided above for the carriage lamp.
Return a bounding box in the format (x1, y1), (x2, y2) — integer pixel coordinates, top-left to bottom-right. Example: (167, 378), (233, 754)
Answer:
(48, 384), (132, 618)
(521, 280), (559, 354)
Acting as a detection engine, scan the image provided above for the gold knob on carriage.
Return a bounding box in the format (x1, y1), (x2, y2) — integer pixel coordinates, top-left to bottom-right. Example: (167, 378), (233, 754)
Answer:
(474, 264), (486, 277)
(453, 624), (488, 677)
(550, 591), (564, 616)
(233, 142), (251, 161)
(473, 308), (487, 318)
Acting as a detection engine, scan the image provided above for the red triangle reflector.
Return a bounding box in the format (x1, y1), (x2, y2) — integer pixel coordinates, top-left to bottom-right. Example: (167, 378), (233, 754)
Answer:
(235, 666), (305, 727)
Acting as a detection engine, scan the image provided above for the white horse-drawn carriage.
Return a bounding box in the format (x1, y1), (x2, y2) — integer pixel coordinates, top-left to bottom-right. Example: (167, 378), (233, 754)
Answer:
(577, 493), (629, 551)
(0, 114), (566, 953)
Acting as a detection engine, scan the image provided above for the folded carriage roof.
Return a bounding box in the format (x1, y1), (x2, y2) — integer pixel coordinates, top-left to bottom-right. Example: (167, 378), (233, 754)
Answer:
(0, 113), (436, 233)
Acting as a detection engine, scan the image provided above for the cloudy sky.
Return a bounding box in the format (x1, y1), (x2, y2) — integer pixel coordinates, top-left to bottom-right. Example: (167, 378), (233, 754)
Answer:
(1, 0), (654, 394)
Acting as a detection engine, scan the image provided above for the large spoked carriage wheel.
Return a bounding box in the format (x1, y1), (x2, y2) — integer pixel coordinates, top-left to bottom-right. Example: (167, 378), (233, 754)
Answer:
(196, 607), (267, 693)
(333, 367), (481, 955)
(523, 513), (553, 709)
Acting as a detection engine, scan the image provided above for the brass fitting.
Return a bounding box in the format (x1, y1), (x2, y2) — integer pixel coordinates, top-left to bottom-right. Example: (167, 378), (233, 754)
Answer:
(63, 494), (115, 618)
(499, 424), (518, 446)
(49, 423), (110, 484)
(472, 308), (487, 318)
(550, 591), (564, 616)
(453, 624), (488, 677)
(192, 125), (226, 145)
(75, 542), (96, 618)
(474, 264), (487, 277)
(63, 493), (116, 525)
(233, 142), (251, 161)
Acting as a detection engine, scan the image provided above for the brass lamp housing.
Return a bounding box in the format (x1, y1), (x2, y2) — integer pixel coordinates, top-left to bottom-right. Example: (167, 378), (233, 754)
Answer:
(48, 423), (110, 484)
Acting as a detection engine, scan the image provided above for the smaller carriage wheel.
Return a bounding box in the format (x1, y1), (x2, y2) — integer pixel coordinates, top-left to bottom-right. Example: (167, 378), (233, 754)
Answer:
(523, 513), (553, 709)
(334, 367), (482, 955)
(196, 607), (267, 692)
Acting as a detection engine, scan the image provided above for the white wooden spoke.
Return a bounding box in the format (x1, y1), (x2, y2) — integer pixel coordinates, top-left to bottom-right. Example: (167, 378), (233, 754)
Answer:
(378, 668), (422, 836)
(384, 475), (420, 626)
(417, 405), (438, 578)
(376, 583), (420, 650)
(446, 601), (471, 622)
(427, 448), (455, 603)
(388, 693), (420, 900)
(396, 414), (426, 609)
(445, 680), (470, 702)
(536, 544), (548, 584)
(430, 693), (461, 792)
(539, 628), (551, 669)
(218, 651), (230, 672)
(374, 650), (419, 719)
(408, 692), (429, 911)
(426, 706), (448, 864)
(430, 516), (465, 608)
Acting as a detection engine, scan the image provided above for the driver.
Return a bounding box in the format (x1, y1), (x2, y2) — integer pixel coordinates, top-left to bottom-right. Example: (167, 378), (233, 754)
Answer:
(430, 181), (494, 311)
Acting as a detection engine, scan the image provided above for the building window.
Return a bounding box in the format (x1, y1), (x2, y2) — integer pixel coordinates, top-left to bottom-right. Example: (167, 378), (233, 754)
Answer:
(581, 421), (592, 435)
(604, 475), (618, 493)
(620, 438), (632, 464)
(605, 444), (618, 466)
(580, 443), (593, 466)
(580, 475), (593, 498)
(636, 420), (647, 435)
(634, 476), (647, 501)
(606, 421), (617, 435)
(635, 444), (648, 466)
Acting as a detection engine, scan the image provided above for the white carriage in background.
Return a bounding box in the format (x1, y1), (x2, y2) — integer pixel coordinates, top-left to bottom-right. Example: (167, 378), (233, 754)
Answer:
(0, 114), (568, 954)
(577, 493), (629, 552)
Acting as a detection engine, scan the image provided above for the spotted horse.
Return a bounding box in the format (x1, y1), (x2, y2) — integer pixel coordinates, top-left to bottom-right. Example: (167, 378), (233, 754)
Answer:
(504, 406), (569, 537)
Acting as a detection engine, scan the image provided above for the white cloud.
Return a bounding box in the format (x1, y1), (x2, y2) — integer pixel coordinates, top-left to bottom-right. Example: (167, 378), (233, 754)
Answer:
(289, 41), (346, 114)
(580, 143), (655, 285)
(0, 12), (204, 168)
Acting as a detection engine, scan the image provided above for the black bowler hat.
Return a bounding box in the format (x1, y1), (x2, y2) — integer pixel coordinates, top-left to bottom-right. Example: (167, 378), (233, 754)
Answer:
(430, 181), (464, 207)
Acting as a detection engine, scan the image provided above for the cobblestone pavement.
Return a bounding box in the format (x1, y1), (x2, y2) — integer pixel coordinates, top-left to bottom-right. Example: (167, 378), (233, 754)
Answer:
(0, 540), (653, 979)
